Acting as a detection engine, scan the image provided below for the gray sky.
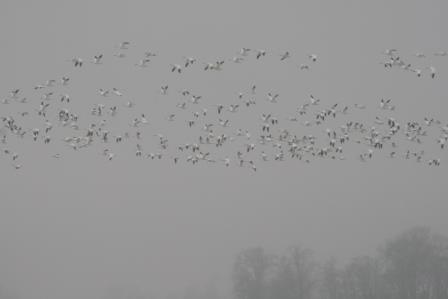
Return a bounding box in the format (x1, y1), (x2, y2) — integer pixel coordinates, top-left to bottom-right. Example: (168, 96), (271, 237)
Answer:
(1, 0), (448, 298)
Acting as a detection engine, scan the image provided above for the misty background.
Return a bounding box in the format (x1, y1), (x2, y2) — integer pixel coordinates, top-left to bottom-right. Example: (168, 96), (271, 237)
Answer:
(1, 0), (448, 298)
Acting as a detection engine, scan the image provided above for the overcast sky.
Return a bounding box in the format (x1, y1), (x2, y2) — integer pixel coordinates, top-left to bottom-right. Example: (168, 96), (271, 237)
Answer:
(1, 0), (448, 298)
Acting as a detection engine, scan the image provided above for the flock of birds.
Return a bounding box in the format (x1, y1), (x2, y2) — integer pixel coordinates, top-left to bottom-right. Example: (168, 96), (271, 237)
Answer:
(1, 42), (447, 172)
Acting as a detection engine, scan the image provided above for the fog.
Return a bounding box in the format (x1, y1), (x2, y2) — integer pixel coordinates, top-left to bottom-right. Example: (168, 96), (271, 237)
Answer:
(1, 0), (448, 298)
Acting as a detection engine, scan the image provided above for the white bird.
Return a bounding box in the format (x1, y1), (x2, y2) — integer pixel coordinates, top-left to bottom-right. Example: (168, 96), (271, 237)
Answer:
(92, 54), (103, 64)
(184, 57), (196, 67)
(261, 152), (268, 161)
(144, 51), (157, 57)
(427, 66), (436, 79)
(107, 152), (115, 161)
(223, 157), (230, 167)
(191, 95), (202, 104)
(228, 104), (239, 113)
(308, 54), (318, 62)
(214, 60), (225, 71)
(61, 76), (70, 86)
(309, 94), (320, 105)
(267, 93), (279, 103)
(114, 52), (126, 58)
(255, 49), (266, 59)
(118, 41), (130, 50)
(204, 62), (216, 70)
(10, 89), (20, 99)
(45, 79), (56, 87)
(280, 51), (291, 61)
(251, 85), (256, 94)
(112, 88), (123, 96)
(231, 57), (245, 63)
(70, 57), (83, 67)
(98, 89), (109, 97)
(383, 49), (398, 56)
(140, 114), (149, 124)
(41, 92), (53, 101)
(412, 68), (422, 77)
(240, 48), (251, 56)
(434, 51), (447, 56)
(218, 119), (230, 127)
(135, 59), (150, 67)
(171, 64), (182, 73)
(177, 102), (187, 109)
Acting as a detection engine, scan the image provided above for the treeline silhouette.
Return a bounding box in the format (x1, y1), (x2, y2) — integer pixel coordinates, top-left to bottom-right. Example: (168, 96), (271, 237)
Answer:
(232, 226), (448, 299)
(1, 226), (447, 299)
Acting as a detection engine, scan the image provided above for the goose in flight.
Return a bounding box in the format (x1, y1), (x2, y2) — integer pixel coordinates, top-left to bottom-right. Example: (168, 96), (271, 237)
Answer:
(308, 54), (318, 62)
(280, 51), (291, 61)
(106, 152), (115, 161)
(71, 57), (83, 67)
(434, 51), (447, 56)
(427, 66), (436, 78)
(251, 85), (256, 94)
(118, 41), (130, 50)
(92, 54), (103, 64)
(45, 79), (56, 87)
(135, 59), (150, 67)
(267, 93), (279, 103)
(379, 98), (392, 109)
(204, 62), (216, 70)
(167, 114), (176, 121)
(144, 51), (157, 57)
(176, 102), (187, 109)
(10, 89), (20, 99)
(61, 76), (70, 86)
(112, 88), (123, 96)
(228, 104), (239, 113)
(184, 57), (196, 67)
(309, 94), (320, 105)
(240, 48), (251, 56)
(218, 119), (230, 127)
(214, 60), (225, 70)
(171, 64), (182, 73)
(383, 49), (398, 56)
(60, 94), (70, 103)
(161, 85), (168, 95)
(41, 92), (54, 101)
(248, 160), (257, 172)
(412, 68), (422, 77)
(125, 101), (134, 108)
(222, 157), (230, 167)
(255, 49), (266, 59)
(114, 52), (126, 58)
(191, 95), (202, 104)
(231, 57), (245, 63)
(98, 89), (109, 97)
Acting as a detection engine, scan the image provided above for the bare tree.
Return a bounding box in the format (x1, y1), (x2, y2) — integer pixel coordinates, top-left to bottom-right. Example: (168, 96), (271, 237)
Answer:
(233, 247), (272, 299)
(381, 226), (448, 299)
